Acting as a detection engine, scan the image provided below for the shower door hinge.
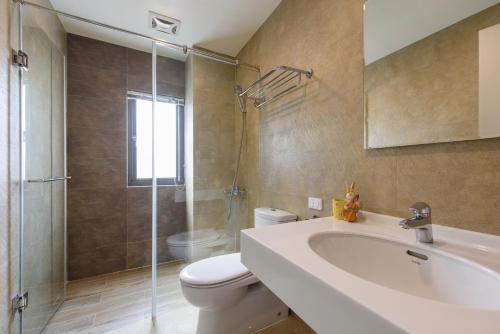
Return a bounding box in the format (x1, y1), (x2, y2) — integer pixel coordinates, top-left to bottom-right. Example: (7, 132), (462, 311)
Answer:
(12, 49), (29, 70)
(12, 291), (28, 313)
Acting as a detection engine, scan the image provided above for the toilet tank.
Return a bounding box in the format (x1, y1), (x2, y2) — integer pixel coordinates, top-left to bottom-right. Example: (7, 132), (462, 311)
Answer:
(254, 208), (297, 228)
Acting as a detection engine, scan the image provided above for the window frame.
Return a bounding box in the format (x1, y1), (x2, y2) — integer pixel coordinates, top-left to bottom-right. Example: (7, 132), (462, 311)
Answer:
(127, 92), (185, 187)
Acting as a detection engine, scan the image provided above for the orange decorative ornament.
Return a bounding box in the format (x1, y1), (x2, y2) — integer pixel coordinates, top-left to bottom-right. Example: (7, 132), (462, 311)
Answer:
(343, 182), (360, 222)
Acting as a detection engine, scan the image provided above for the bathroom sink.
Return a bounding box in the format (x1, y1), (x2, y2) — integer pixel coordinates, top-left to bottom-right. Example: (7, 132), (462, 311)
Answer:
(309, 232), (500, 310)
(241, 211), (500, 333)
(241, 211), (500, 334)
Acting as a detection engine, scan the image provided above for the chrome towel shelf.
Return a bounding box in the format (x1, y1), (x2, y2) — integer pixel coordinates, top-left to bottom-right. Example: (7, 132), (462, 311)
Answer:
(239, 66), (313, 109)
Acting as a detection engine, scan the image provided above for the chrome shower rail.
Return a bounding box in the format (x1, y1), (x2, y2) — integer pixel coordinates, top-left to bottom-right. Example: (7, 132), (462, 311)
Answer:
(14, 0), (259, 70)
(239, 66), (313, 109)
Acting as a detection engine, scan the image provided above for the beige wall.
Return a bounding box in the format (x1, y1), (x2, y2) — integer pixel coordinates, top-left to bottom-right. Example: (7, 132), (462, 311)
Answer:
(366, 4), (500, 148)
(237, 0), (500, 236)
(1, 1), (66, 333)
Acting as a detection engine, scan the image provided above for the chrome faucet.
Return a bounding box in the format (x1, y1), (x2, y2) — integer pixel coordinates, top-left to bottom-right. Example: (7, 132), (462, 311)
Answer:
(399, 202), (433, 243)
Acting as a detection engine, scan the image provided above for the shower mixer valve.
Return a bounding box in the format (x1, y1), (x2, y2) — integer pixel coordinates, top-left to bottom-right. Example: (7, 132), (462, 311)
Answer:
(224, 186), (246, 197)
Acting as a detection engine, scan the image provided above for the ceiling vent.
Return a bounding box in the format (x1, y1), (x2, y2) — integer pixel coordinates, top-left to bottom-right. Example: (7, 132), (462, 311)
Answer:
(149, 11), (181, 35)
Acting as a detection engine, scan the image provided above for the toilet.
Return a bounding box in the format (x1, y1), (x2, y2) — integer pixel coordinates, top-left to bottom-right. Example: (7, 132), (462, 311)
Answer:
(180, 208), (297, 334)
(166, 229), (232, 261)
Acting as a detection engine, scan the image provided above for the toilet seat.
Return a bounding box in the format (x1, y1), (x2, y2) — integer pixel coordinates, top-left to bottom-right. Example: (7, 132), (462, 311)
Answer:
(182, 272), (257, 289)
(180, 253), (256, 288)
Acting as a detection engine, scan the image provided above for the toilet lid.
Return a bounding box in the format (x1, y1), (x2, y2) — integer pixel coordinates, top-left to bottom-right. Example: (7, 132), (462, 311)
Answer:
(180, 253), (250, 286)
(167, 229), (220, 247)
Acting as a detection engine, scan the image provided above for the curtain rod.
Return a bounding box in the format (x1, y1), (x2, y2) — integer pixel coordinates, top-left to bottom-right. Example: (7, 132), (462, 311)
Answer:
(15, 0), (259, 69)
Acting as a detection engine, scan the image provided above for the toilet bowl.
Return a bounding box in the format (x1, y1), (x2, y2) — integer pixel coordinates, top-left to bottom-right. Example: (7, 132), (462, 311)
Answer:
(167, 229), (231, 261)
(181, 253), (288, 334)
(179, 208), (297, 334)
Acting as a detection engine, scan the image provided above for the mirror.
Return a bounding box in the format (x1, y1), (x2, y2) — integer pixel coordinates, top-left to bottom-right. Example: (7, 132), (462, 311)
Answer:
(364, 0), (500, 148)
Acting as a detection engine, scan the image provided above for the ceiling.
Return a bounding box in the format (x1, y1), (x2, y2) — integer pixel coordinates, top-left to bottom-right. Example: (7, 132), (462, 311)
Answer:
(49, 0), (281, 60)
(364, 0), (500, 64)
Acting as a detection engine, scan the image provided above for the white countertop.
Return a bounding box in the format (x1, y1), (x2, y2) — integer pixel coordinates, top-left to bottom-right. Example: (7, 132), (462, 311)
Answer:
(241, 211), (500, 334)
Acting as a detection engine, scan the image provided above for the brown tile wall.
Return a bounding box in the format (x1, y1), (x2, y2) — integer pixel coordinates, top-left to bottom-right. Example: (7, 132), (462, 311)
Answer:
(67, 34), (187, 280)
(237, 0), (500, 236)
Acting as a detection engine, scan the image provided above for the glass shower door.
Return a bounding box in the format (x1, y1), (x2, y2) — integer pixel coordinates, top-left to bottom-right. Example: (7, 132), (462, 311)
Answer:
(50, 43), (66, 318)
(21, 7), (66, 334)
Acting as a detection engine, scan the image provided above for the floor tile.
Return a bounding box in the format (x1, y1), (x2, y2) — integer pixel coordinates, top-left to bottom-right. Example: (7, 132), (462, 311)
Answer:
(43, 262), (314, 333)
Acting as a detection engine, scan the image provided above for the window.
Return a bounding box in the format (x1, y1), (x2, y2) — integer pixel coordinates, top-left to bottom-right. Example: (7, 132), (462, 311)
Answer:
(127, 92), (184, 186)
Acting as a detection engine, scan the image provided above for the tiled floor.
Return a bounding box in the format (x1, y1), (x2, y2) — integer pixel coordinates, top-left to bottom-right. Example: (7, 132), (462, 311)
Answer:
(256, 315), (315, 334)
(43, 262), (197, 334)
(43, 262), (315, 334)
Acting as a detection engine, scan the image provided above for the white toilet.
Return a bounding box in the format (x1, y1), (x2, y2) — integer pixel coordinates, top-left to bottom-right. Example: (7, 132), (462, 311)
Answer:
(166, 228), (231, 261)
(180, 208), (297, 334)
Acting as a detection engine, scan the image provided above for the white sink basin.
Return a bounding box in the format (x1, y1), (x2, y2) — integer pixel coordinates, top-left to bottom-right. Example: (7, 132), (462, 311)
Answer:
(241, 211), (500, 333)
(309, 232), (500, 310)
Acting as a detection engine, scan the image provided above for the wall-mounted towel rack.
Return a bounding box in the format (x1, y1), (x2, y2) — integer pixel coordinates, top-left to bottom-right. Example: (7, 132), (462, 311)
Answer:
(239, 66), (313, 109)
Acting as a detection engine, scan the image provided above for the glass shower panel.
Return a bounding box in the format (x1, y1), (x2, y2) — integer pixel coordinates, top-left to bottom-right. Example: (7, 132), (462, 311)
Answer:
(184, 53), (240, 261)
(152, 43), (247, 329)
(21, 6), (65, 334)
(152, 42), (195, 326)
(50, 43), (66, 313)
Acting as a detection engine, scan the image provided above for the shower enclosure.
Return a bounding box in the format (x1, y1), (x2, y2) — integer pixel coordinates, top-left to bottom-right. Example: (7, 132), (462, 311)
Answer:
(15, 4), (66, 334)
(152, 41), (249, 321)
(13, 1), (253, 332)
